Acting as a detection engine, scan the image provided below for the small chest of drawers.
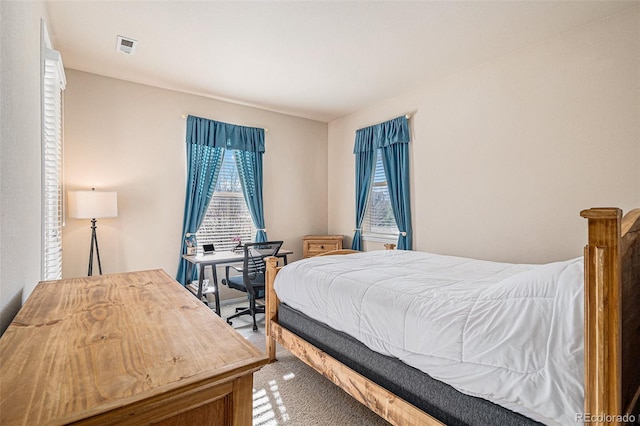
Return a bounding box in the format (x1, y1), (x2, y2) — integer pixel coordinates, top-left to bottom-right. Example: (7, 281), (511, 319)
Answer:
(303, 235), (343, 258)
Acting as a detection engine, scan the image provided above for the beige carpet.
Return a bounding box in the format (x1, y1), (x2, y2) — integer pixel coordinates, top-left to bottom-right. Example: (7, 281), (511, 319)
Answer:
(219, 304), (391, 426)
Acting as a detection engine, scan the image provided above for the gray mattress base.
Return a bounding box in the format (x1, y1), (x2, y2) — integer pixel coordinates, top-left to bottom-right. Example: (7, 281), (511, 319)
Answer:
(278, 303), (542, 426)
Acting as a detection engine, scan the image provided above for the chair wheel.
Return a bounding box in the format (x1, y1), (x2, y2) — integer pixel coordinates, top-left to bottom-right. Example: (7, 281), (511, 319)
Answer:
(253, 325), (258, 332)
(227, 320), (233, 326)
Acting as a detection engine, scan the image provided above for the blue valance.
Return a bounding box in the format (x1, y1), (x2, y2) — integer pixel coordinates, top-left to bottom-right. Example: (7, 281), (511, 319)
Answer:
(186, 115), (265, 153)
(353, 116), (410, 153)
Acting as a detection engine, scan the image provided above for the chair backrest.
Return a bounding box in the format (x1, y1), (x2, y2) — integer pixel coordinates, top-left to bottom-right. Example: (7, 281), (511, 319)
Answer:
(242, 241), (283, 283)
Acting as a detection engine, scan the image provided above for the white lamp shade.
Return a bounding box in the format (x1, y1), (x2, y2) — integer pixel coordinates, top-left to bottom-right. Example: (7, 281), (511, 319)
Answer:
(68, 190), (118, 219)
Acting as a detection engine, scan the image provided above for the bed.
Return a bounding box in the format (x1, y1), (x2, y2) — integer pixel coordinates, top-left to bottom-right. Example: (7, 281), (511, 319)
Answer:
(264, 207), (640, 425)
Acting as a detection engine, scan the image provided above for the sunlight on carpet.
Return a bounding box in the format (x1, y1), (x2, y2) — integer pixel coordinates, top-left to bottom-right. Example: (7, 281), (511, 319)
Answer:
(253, 375), (295, 425)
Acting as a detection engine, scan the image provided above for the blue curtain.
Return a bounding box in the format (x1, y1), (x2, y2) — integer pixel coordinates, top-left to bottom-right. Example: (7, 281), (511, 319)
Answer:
(353, 115), (410, 153)
(352, 115), (412, 250)
(235, 148), (267, 242)
(351, 132), (376, 250)
(176, 116), (226, 285)
(380, 142), (412, 249)
(184, 116), (265, 152)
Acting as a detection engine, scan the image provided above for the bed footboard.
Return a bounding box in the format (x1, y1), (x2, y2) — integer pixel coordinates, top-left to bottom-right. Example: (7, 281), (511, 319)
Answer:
(265, 256), (282, 362)
(581, 208), (640, 424)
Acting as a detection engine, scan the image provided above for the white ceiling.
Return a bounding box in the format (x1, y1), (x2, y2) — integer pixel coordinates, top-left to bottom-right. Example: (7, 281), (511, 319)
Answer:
(46, 1), (638, 122)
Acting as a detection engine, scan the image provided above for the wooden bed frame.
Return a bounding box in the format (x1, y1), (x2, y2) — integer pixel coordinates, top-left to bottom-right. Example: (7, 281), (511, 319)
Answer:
(265, 207), (640, 426)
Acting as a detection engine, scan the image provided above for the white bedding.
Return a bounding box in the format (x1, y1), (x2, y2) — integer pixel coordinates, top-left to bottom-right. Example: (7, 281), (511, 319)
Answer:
(274, 250), (584, 426)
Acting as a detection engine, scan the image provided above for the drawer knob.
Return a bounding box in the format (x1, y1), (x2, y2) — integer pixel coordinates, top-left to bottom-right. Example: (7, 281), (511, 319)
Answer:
(320, 245), (324, 249)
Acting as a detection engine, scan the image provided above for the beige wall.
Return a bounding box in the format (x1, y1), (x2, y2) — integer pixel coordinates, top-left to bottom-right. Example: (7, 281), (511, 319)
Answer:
(328, 7), (640, 264)
(62, 70), (328, 300)
(0, 1), (50, 335)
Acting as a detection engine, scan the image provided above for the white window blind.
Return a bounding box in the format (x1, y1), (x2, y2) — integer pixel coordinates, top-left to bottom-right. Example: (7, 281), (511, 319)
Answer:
(363, 149), (399, 237)
(196, 150), (256, 251)
(42, 47), (66, 281)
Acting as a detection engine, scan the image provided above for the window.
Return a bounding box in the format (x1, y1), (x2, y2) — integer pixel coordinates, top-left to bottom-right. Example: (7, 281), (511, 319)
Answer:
(41, 34), (66, 280)
(196, 150), (256, 251)
(363, 149), (398, 238)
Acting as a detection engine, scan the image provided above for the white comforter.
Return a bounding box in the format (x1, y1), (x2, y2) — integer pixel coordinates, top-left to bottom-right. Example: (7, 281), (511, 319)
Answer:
(274, 250), (584, 425)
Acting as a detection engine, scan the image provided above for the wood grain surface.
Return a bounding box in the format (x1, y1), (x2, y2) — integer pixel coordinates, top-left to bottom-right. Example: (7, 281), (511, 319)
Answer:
(0, 269), (267, 425)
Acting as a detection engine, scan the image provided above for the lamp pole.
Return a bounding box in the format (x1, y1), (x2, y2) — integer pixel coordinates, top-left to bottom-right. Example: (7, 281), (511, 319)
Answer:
(88, 218), (103, 276)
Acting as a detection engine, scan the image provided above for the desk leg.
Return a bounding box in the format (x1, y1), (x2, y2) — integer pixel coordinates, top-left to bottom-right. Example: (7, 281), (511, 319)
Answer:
(186, 262), (193, 286)
(211, 265), (221, 316)
(197, 265), (205, 301)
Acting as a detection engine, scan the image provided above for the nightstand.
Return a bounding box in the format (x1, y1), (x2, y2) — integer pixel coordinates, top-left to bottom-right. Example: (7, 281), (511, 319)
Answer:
(303, 235), (343, 258)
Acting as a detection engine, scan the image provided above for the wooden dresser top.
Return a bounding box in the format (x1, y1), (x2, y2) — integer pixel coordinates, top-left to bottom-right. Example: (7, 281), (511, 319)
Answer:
(0, 269), (267, 425)
(302, 235), (343, 240)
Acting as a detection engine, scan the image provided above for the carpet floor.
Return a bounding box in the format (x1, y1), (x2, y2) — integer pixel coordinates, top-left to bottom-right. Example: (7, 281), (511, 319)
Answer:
(219, 303), (391, 426)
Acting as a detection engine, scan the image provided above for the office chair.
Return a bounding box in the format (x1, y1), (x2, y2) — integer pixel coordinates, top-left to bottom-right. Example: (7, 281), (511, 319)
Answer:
(221, 241), (283, 331)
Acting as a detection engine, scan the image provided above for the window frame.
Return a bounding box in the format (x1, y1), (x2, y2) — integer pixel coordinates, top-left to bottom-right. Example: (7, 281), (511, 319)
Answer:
(362, 149), (399, 243)
(196, 150), (256, 252)
(41, 21), (66, 281)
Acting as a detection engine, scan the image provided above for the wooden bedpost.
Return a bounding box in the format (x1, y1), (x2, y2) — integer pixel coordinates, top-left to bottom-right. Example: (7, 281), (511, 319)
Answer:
(619, 209), (640, 418)
(581, 207), (640, 423)
(265, 256), (280, 363)
(581, 208), (623, 424)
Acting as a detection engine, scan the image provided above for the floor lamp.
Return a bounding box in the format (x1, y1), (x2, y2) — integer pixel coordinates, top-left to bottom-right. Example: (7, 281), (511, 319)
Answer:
(68, 189), (118, 276)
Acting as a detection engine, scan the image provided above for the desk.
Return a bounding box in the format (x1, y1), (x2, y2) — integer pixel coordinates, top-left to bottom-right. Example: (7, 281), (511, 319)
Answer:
(0, 270), (268, 425)
(182, 249), (292, 315)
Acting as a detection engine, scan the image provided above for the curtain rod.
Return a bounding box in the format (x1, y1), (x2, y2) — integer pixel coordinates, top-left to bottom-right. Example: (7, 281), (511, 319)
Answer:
(355, 113), (413, 133)
(181, 114), (268, 133)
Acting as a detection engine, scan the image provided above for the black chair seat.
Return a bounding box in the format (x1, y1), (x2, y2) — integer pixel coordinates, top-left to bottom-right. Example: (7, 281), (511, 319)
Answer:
(221, 241), (283, 331)
(224, 275), (266, 299)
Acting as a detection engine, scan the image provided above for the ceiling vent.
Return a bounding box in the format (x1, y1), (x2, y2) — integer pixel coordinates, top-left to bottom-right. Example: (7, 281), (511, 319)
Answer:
(116, 35), (137, 55)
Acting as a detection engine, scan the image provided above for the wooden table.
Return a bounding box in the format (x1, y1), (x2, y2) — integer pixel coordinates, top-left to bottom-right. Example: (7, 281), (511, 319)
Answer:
(0, 269), (268, 425)
(182, 249), (292, 315)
